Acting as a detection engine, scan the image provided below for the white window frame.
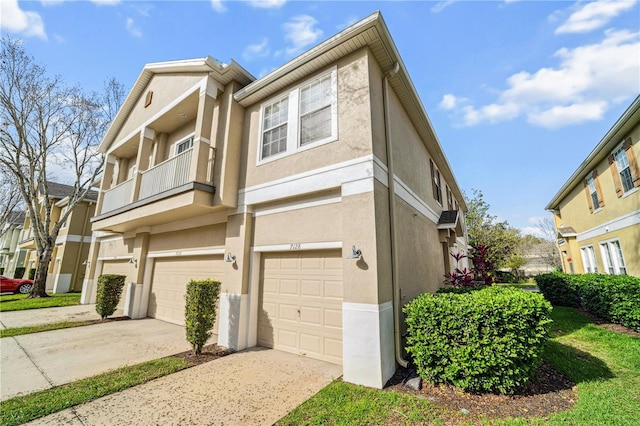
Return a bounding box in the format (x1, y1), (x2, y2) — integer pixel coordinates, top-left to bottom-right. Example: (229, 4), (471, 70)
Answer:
(175, 136), (194, 156)
(613, 144), (634, 194)
(257, 68), (338, 165)
(60, 205), (70, 229)
(599, 238), (627, 275)
(586, 175), (601, 212)
(579, 245), (598, 273)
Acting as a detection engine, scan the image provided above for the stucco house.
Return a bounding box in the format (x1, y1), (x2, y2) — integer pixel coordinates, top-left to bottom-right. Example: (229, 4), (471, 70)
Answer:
(18, 182), (97, 293)
(546, 95), (640, 277)
(81, 12), (468, 388)
(0, 211), (26, 278)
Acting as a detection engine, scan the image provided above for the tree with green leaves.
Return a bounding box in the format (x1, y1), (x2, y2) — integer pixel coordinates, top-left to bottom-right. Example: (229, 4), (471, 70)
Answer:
(464, 189), (522, 270)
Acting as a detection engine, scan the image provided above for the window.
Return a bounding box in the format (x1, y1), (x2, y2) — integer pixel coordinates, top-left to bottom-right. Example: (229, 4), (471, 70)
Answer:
(583, 170), (604, 213)
(609, 138), (640, 197)
(60, 206), (69, 229)
(430, 159), (442, 204)
(580, 245), (598, 273)
(587, 176), (599, 209)
(258, 69), (337, 163)
(613, 146), (634, 193)
(175, 137), (193, 155)
(446, 185), (453, 210)
(600, 239), (627, 275)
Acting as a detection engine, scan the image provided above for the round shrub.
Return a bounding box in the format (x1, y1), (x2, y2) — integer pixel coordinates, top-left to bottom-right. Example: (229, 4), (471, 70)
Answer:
(404, 287), (552, 394)
(95, 274), (126, 320)
(535, 272), (579, 307)
(185, 279), (221, 355)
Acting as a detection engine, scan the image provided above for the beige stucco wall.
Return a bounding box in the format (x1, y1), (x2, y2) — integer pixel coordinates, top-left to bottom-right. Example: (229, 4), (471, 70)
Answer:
(165, 120), (197, 160)
(239, 48), (374, 190)
(115, 74), (208, 143)
(148, 223), (226, 253)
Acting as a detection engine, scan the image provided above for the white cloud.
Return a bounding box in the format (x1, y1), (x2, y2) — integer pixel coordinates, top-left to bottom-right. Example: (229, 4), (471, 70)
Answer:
(211, 0), (226, 13)
(283, 15), (323, 57)
(336, 15), (359, 30)
(90, 0), (121, 5)
(243, 38), (270, 60)
(431, 0), (457, 13)
(521, 226), (546, 238)
(439, 94), (460, 110)
(446, 29), (640, 128)
(126, 17), (142, 38)
(1, 0), (47, 39)
(246, 0), (287, 9)
(556, 0), (637, 34)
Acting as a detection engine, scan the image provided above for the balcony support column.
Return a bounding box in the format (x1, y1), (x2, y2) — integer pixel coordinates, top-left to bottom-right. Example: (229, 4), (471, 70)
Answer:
(130, 128), (155, 204)
(96, 155), (116, 216)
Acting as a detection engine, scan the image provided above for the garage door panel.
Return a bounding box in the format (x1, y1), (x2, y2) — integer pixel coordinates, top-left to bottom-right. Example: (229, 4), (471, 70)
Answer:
(259, 250), (343, 364)
(149, 255), (223, 326)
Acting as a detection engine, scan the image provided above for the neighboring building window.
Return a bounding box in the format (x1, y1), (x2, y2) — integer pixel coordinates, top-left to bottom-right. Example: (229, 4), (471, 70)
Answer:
(430, 159), (442, 204)
(60, 206), (69, 229)
(583, 170), (604, 213)
(580, 245), (598, 273)
(175, 137), (194, 155)
(446, 185), (453, 210)
(609, 138), (640, 197)
(600, 239), (627, 275)
(259, 69), (337, 163)
(587, 176), (599, 209)
(613, 146), (634, 193)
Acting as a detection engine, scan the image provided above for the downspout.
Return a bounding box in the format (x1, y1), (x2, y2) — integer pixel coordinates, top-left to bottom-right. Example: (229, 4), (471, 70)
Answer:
(383, 62), (409, 368)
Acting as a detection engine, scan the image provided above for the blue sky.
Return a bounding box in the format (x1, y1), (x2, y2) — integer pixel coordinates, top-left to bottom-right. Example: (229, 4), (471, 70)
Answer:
(2, 0), (639, 235)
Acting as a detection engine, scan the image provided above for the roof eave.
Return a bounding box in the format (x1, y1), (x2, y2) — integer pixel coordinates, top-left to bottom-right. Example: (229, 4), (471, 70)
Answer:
(545, 95), (640, 210)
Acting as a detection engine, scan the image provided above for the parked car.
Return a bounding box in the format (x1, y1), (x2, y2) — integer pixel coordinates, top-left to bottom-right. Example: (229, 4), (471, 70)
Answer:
(0, 275), (34, 294)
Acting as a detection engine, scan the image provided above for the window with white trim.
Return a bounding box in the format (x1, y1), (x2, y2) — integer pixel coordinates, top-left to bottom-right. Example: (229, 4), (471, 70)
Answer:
(175, 137), (193, 155)
(579, 245), (598, 273)
(258, 68), (337, 163)
(600, 239), (627, 275)
(613, 146), (634, 193)
(586, 176), (600, 210)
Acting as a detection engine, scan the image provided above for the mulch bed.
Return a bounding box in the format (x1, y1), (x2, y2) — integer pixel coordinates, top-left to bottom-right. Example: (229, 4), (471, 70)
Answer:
(386, 362), (577, 422)
(172, 344), (235, 367)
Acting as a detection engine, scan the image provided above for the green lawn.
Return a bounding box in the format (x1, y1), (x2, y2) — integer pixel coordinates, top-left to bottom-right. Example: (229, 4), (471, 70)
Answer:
(0, 320), (97, 338)
(279, 306), (640, 425)
(0, 292), (81, 311)
(0, 357), (189, 426)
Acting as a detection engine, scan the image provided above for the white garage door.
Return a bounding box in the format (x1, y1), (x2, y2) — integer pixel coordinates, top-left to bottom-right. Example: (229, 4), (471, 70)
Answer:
(258, 250), (343, 364)
(149, 255), (223, 325)
(101, 260), (137, 311)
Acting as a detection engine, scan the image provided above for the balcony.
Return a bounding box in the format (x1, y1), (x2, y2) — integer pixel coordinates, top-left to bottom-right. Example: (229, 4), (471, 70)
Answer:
(92, 145), (217, 233)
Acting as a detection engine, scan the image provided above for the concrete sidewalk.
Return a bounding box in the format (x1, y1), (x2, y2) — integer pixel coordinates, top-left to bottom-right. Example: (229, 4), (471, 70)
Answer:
(28, 347), (343, 426)
(1, 317), (190, 401)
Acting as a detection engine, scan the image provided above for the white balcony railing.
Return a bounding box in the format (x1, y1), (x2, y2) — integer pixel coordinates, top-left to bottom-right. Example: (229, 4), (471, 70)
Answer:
(101, 178), (134, 214)
(139, 148), (192, 200)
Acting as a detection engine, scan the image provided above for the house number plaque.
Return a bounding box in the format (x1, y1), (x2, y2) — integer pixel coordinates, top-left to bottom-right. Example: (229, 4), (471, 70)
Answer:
(289, 243), (301, 250)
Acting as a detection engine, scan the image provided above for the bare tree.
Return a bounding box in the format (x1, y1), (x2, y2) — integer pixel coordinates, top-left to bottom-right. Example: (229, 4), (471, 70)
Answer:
(0, 37), (124, 297)
(534, 217), (562, 270)
(0, 172), (21, 235)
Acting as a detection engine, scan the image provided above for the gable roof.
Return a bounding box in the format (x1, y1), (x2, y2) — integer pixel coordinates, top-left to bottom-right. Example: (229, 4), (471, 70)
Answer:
(546, 95), (640, 211)
(98, 57), (255, 152)
(44, 181), (98, 202)
(234, 11), (467, 212)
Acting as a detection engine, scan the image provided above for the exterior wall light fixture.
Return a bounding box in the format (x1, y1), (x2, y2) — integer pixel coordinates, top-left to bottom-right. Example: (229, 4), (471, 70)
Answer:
(347, 246), (362, 259)
(128, 257), (137, 267)
(82, 260), (90, 266)
(225, 253), (236, 263)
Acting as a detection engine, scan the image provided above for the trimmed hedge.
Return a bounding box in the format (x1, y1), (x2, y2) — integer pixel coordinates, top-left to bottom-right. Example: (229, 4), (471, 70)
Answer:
(185, 279), (221, 355)
(404, 287), (552, 394)
(534, 272), (579, 307)
(95, 274), (126, 320)
(14, 267), (26, 279)
(536, 272), (640, 331)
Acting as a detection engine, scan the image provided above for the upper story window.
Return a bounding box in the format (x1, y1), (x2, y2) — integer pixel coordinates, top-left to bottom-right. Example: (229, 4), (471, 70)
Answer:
(609, 138), (639, 197)
(60, 206), (70, 229)
(583, 170), (604, 213)
(175, 137), (194, 155)
(600, 239), (627, 275)
(259, 68), (337, 163)
(429, 159), (442, 205)
(446, 185), (453, 210)
(580, 245), (598, 273)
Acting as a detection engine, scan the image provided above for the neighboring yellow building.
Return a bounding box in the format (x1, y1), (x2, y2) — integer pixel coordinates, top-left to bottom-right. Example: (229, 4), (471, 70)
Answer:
(18, 182), (97, 293)
(81, 12), (467, 388)
(546, 96), (640, 277)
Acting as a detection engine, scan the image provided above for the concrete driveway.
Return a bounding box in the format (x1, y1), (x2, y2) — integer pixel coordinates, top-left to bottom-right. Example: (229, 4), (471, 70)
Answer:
(1, 307), (190, 401)
(28, 347), (343, 426)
